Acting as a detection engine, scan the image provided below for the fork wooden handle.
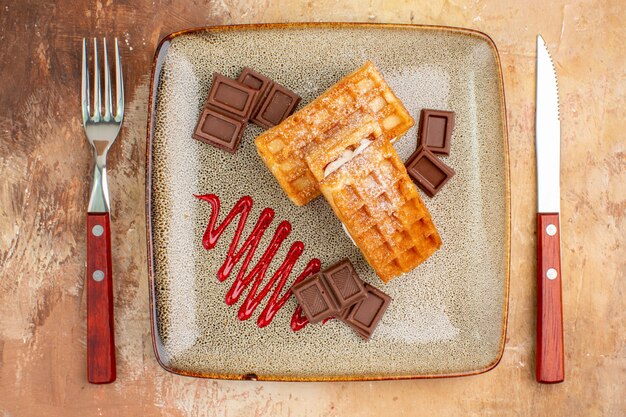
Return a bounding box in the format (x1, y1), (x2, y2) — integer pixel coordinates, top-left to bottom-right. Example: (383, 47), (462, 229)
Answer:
(86, 213), (116, 383)
(536, 213), (564, 383)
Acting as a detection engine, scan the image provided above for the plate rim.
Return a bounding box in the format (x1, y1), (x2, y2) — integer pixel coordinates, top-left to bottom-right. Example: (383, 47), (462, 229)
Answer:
(144, 22), (511, 381)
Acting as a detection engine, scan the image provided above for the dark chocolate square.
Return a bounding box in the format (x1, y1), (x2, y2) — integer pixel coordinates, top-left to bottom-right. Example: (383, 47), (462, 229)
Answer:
(205, 73), (258, 121)
(417, 109), (455, 155)
(237, 67), (274, 119)
(253, 83), (301, 128)
(291, 273), (339, 324)
(192, 107), (246, 153)
(341, 284), (391, 340)
(405, 147), (455, 197)
(322, 258), (366, 310)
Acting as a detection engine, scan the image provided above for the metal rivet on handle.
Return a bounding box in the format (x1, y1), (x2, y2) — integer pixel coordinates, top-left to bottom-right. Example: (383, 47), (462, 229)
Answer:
(93, 270), (105, 281)
(546, 224), (557, 236)
(546, 268), (558, 280)
(92, 225), (104, 237)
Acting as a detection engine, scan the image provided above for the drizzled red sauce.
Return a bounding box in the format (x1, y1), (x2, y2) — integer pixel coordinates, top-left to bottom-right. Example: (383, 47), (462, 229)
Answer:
(195, 194), (320, 330)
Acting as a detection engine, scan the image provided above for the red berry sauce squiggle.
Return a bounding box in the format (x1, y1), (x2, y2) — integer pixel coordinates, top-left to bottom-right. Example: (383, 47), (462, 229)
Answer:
(195, 194), (320, 330)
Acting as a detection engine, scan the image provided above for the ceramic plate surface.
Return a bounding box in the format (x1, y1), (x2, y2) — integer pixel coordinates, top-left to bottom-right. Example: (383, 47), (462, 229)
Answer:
(146, 23), (509, 381)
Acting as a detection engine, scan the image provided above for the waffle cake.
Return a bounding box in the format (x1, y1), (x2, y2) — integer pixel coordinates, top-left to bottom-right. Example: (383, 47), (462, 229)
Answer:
(255, 61), (414, 206)
(317, 138), (442, 283)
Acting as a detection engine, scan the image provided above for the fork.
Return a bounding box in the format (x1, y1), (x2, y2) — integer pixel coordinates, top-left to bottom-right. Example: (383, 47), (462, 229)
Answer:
(81, 37), (124, 384)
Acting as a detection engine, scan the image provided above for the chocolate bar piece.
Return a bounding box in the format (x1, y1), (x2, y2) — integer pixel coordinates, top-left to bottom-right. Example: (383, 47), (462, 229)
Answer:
(205, 73), (258, 122)
(340, 284), (391, 340)
(293, 259), (391, 340)
(417, 109), (455, 155)
(405, 147), (455, 197)
(237, 67), (274, 120)
(291, 272), (339, 323)
(192, 107), (246, 153)
(253, 83), (301, 128)
(322, 258), (366, 310)
(292, 258), (366, 324)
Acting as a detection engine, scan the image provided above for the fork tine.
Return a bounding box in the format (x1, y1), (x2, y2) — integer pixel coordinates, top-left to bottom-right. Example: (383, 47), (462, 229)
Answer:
(114, 38), (124, 120)
(92, 38), (101, 121)
(103, 38), (113, 120)
(81, 38), (90, 123)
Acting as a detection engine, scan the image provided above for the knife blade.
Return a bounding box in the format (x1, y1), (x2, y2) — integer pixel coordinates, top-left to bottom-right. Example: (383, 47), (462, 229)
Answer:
(535, 34), (565, 383)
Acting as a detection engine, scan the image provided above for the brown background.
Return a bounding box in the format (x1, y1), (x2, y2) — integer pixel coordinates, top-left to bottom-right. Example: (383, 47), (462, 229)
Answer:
(0, 0), (624, 416)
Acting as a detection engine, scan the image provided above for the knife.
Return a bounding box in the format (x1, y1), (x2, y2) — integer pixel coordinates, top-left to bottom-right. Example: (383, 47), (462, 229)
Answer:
(535, 34), (564, 383)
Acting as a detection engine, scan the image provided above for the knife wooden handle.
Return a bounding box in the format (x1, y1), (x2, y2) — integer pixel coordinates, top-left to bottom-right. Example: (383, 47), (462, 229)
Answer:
(86, 213), (116, 384)
(536, 213), (564, 383)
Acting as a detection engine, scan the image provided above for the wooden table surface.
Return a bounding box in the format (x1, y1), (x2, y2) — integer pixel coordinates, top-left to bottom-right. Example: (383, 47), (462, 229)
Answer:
(1, 0), (624, 415)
